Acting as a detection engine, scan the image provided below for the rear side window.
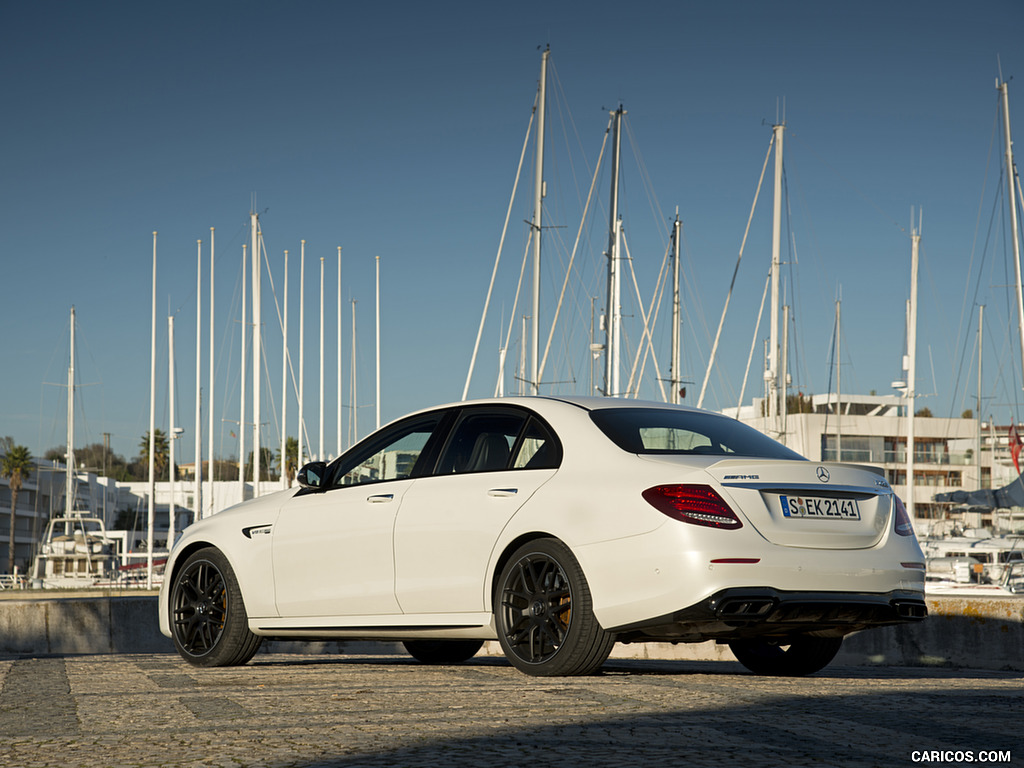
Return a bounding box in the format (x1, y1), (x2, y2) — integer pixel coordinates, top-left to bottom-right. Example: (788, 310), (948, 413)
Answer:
(589, 408), (805, 460)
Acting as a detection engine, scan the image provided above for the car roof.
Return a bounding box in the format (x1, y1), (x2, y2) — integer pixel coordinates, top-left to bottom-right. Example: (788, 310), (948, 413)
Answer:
(409, 395), (715, 417)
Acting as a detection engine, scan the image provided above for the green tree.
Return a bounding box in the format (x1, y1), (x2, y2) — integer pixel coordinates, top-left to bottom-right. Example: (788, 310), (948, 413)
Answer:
(245, 447), (277, 482)
(1, 443), (33, 572)
(138, 429), (170, 481)
(277, 436), (299, 487)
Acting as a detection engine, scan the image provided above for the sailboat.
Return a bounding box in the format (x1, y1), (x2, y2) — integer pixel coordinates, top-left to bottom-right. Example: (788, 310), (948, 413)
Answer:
(925, 78), (1024, 593)
(463, 49), (681, 403)
(31, 307), (119, 588)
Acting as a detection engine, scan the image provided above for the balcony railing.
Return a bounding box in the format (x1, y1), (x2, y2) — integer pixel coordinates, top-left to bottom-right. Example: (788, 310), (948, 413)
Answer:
(821, 449), (975, 466)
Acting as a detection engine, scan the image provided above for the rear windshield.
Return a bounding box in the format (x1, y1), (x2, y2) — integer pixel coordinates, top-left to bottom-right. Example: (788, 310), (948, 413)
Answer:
(589, 408), (805, 460)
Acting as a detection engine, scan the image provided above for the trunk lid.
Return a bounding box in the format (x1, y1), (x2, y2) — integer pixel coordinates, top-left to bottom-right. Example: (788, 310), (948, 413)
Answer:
(641, 456), (893, 549)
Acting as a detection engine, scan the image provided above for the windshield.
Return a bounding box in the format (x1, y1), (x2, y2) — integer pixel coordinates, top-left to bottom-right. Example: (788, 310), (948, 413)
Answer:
(589, 408), (806, 460)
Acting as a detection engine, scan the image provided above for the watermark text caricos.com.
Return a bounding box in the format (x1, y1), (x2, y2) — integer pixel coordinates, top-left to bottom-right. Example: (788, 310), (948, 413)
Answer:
(911, 751), (1012, 764)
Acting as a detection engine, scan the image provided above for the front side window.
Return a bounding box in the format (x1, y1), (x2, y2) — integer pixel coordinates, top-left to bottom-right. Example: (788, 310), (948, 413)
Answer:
(332, 415), (443, 487)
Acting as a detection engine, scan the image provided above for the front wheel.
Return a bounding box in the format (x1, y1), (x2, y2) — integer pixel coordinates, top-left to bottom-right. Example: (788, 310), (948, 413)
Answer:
(494, 538), (614, 676)
(727, 635), (843, 676)
(170, 547), (263, 667)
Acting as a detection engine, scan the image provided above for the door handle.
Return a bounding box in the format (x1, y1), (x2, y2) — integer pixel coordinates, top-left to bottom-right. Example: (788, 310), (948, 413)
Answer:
(487, 488), (518, 498)
(367, 493), (394, 503)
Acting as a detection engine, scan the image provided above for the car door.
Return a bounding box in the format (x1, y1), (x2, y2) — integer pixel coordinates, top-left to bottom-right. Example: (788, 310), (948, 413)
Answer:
(393, 407), (561, 615)
(272, 412), (447, 618)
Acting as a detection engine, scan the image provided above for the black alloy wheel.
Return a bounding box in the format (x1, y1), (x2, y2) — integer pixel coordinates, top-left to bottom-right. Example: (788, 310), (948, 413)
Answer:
(495, 538), (614, 676)
(170, 547), (262, 667)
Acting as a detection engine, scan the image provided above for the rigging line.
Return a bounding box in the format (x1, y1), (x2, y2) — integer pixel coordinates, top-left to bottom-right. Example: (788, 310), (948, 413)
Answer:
(624, 230), (671, 399)
(737, 268), (773, 414)
(499, 235), (534, 395)
(953, 99), (1002, 382)
(462, 96), (537, 401)
(548, 60), (598, 209)
(256, 332), (281, 471)
(697, 133), (775, 409)
(678, 224), (721, 393)
(256, 230), (303, 427)
(951, 172), (1005, 415)
(622, 232), (668, 402)
(623, 116), (670, 238)
(538, 114), (612, 385)
(631, 240), (671, 401)
(822, 297), (838, 443)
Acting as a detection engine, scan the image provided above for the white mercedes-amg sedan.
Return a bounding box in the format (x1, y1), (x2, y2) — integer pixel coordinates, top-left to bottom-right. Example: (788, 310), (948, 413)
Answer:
(158, 396), (927, 676)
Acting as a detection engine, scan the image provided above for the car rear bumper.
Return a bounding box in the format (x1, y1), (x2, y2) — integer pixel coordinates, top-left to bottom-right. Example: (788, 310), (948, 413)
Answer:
(610, 587), (927, 643)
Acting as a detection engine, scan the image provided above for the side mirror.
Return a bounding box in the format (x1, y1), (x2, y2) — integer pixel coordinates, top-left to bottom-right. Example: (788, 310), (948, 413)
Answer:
(296, 461), (328, 490)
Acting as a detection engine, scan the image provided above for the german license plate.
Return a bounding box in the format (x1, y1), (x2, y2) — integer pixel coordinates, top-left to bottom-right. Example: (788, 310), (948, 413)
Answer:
(780, 495), (860, 520)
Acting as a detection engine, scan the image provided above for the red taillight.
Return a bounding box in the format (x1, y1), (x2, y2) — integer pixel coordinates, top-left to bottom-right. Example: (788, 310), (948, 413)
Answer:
(893, 495), (915, 537)
(642, 484), (743, 530)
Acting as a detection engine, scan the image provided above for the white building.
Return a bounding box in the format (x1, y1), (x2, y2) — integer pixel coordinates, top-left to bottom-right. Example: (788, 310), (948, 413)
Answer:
(729, 392), (1019, 535)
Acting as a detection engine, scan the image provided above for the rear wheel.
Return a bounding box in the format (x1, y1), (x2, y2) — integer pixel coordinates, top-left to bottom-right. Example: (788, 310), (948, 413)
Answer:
(403, 640), (484, 665)
(728, 635), (843, 676)
(170, 547), (262, 667)
(495, 538), (614, 676)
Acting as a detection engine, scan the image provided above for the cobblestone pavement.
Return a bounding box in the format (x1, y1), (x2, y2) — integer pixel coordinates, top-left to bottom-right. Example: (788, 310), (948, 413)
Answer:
(0, 651), (1020, 768)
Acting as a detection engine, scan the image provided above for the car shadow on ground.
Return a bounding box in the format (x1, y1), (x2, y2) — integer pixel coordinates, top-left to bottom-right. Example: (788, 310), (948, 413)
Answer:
(239, 664), (1019, 768)
(247, 649), (1022, 682)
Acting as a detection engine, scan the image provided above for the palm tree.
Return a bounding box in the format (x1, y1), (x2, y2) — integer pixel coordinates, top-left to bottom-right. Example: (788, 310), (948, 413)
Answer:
(139, 429), (170, 480)
(1, 444), (33, 572)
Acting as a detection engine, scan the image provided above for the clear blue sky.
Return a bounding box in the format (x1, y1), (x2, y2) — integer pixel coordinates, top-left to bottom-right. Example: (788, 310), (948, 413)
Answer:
(2, 0), (1023, 464)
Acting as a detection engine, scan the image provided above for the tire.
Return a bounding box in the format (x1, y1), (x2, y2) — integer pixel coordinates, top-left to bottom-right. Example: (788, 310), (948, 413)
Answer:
(494, 538), (615, 676)
(170, 547), (263, 667)
(728, 635), (843, 676)
(402, 640), (484, 665)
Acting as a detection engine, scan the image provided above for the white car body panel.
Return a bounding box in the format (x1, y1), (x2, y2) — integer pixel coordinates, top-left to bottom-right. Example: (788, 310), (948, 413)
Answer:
(393, 468), (555, 614)
(271, 479), (415, 618)
(158, 396), (926, 660)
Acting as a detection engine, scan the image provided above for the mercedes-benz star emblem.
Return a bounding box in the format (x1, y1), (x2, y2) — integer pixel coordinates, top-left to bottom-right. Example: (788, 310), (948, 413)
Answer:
(816, 466), (830, 483)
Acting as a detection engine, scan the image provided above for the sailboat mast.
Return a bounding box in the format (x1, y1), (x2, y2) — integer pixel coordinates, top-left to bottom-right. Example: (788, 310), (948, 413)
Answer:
(351, 300), (358, 444)
(375, 255), (381, 430)
(207, 227), (214, 518)
(999, 80), (1024, 387)
(768, 122), (785, 425)
(168, 315), (176, 548)
(671, 215), (681, 405)
(298, 241), (305, 469)
(907, 213), (921, 523)
(781, 304), (789, 439)
(194, 239), (202, 524)
(344, 247), (348, 456)
(281, 249), (289, 490)
(239, 243), (247, 492)
(978, 304), (984, 489)
(319, 256), (325, 460)
(604, 106), (624, 396)
(836, 298), (842, 460)
(530, 48), (549, 396)
(66, 306), (75, 516)
(252, 214), (261, 494)
(147, 232), (157, 588)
